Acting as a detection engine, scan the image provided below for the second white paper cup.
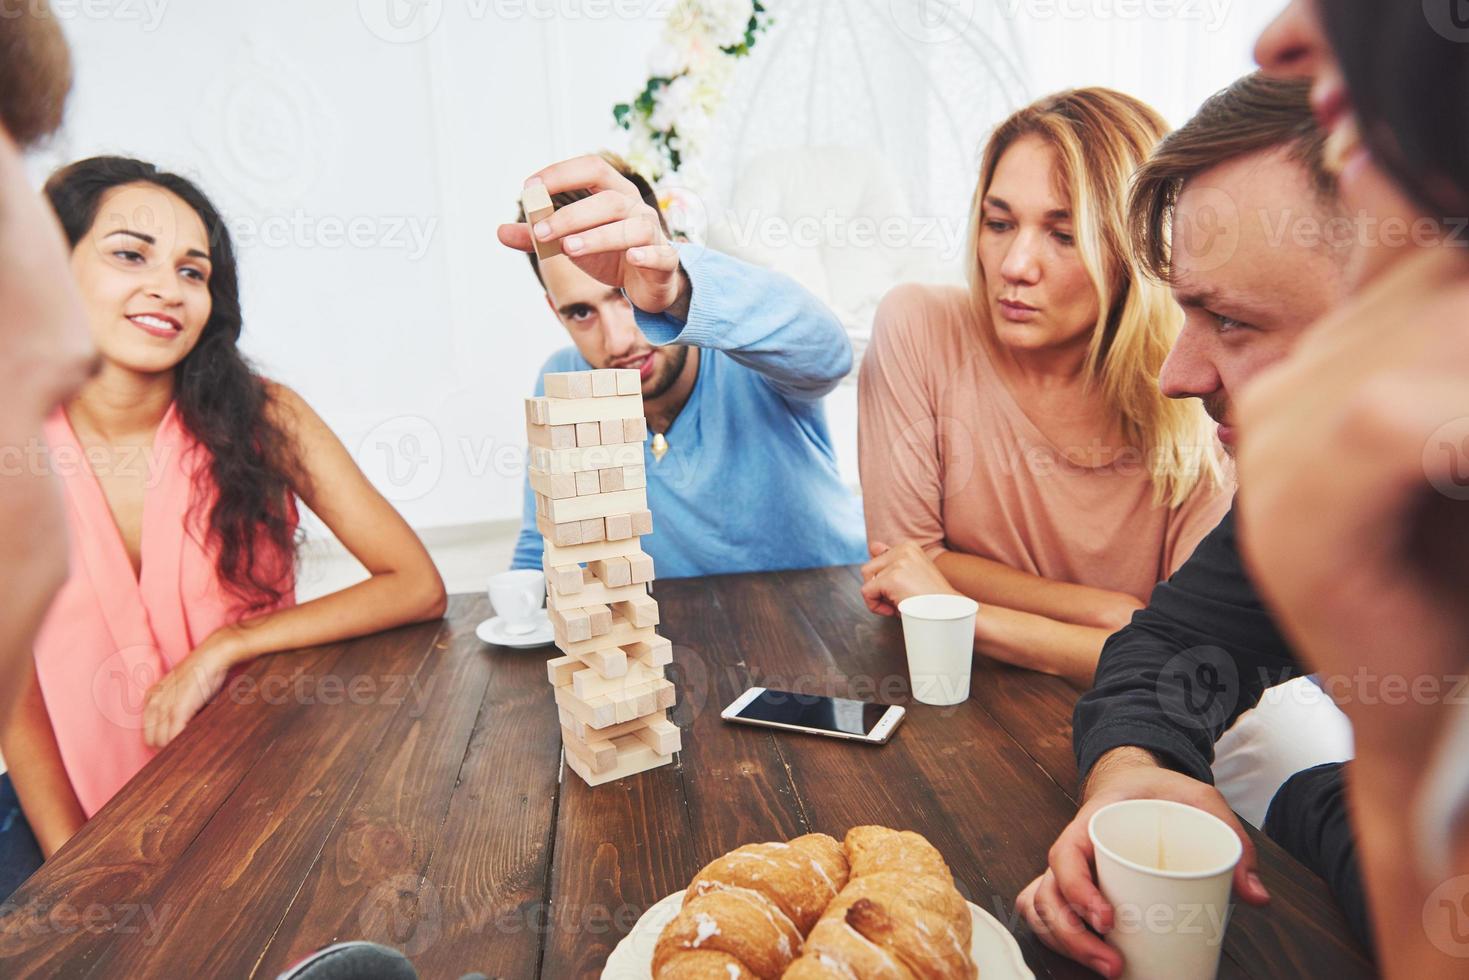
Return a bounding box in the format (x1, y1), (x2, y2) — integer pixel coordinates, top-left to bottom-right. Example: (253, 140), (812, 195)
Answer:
(897, 593), (979, 706)
(1088, 798), (1243, 980)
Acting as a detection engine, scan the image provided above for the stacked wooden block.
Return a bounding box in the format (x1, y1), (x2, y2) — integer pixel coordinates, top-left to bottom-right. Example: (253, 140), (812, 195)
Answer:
(527, 368), (681, 786)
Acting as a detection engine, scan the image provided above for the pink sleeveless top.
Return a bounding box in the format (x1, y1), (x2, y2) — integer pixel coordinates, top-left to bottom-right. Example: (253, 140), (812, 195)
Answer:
(34, 402), (296, 817)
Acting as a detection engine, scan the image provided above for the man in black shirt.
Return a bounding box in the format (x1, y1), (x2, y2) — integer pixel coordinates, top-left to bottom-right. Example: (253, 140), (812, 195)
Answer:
(1014, 75), (1362, 978)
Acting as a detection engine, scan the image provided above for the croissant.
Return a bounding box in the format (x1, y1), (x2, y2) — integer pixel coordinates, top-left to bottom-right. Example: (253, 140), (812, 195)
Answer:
(781, 827), (976, 979)
(842, 826), (954, 884)
(655, 833), (848, 979)
(688, 834), (850, 934)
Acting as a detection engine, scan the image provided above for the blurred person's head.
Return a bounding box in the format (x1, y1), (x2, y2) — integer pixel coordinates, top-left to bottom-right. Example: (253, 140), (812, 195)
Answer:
(0, 5), (91, 720)
(45, 157), (300, 613)
(967, 87), (1222, 505)
(1256, 1), (1469, 287)
(0, 1), (72, 148)
(516, 151), (688, 401)
(1130, 73), (1351, 454)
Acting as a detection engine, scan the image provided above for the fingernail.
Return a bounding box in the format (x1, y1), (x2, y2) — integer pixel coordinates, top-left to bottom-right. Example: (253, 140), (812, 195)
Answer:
(523, 176), (543, 188)
(565, 235), (583, 253)
(1248, 872), (1267, 896)
(534, 221), (551, 240)
(629, 247), (646, 262)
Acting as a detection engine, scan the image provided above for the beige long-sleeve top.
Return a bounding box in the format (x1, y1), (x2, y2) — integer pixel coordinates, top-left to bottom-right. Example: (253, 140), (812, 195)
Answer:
(858, 283), (1234, 604)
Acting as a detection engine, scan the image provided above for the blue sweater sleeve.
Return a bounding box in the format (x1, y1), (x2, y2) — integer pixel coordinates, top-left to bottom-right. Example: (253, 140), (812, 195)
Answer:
(632, 244), (853, 402)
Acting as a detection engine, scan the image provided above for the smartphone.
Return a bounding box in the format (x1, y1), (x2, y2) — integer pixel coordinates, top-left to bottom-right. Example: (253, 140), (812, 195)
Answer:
(721, 688), (905, 744)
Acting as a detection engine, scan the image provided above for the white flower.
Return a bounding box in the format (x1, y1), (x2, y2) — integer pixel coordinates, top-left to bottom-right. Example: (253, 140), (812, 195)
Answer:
(647, 41), (688, 79)
(649, 73), (697, 133)
(667, 0), (752, 50)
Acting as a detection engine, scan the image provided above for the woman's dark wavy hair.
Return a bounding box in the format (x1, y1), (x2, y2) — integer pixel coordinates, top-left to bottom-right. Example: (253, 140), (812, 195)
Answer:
(1319, 0), (1469, 215)
(45, 157), (300, 613)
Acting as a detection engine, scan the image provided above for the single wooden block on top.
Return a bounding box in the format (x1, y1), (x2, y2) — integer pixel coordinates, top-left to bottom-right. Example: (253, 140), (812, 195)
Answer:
(523, 183), (562, 261)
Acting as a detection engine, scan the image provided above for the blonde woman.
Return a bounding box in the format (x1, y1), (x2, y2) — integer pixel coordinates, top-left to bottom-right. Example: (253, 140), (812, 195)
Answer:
(858, 89), (1232, 686)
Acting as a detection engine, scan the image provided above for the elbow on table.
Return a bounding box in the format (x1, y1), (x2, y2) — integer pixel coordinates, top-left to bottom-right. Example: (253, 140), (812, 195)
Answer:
(406, 565), (449, 622)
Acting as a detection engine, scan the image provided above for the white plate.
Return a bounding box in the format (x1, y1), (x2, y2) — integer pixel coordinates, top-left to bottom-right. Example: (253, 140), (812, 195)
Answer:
(475, 614), (554, 649)
(601, 888), (1034, 979)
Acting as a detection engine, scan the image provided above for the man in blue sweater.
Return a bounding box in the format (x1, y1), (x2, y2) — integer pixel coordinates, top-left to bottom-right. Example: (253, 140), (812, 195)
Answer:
(497, 153), (867, 578)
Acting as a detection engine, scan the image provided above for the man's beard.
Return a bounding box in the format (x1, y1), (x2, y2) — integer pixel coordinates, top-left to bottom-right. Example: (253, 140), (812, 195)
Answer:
(645, 345), (690, 401)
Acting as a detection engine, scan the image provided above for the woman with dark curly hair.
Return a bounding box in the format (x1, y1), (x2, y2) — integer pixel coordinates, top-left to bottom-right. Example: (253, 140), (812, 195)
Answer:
(0, 157), (446, 896)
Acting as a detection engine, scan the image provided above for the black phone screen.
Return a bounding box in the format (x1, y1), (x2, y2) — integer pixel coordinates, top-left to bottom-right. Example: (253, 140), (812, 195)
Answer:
(732, 689), (891, 736)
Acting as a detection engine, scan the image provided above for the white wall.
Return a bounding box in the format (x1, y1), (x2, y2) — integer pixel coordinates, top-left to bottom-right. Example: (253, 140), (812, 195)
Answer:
(33, 0), (1281, 539)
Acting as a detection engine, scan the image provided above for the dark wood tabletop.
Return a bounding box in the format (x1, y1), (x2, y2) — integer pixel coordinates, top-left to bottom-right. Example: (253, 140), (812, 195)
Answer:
(0, 567), (1373, 979)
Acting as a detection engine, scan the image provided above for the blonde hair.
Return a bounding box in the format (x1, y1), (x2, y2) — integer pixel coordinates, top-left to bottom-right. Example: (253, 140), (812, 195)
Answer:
(966, 88), (1223, 507)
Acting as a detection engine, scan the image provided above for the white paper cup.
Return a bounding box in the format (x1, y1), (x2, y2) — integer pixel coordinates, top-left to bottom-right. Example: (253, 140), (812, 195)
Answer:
(488, 570), (546, 635)
(897, 593), (978, 706)
(1088, 799), (1243, 980)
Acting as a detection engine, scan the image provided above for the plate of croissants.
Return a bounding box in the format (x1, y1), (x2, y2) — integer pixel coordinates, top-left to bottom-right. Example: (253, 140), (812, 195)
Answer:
(601, 825), (1034, 979)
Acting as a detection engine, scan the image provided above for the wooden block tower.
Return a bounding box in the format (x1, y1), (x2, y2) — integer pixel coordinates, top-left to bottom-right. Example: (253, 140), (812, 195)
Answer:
(526, 368), (681, 786)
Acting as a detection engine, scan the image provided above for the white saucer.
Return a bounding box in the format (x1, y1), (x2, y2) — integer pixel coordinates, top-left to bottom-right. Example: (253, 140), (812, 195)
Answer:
(476, 613), (554, 649)
(601, 888), (1033, 979)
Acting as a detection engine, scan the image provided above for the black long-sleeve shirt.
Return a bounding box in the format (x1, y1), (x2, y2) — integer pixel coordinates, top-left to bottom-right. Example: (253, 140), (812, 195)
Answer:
(1073, 506), (1302, 784)
(1073, 506), (1372, 949)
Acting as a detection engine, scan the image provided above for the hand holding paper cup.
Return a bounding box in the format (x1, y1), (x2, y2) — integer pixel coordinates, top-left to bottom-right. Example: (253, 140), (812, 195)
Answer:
(1088, 799), (1243, 980)
(897, 593), (979, 706)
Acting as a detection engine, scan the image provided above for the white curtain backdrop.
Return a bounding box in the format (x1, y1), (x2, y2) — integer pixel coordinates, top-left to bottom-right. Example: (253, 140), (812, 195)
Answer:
(34, 0), (1280, 535)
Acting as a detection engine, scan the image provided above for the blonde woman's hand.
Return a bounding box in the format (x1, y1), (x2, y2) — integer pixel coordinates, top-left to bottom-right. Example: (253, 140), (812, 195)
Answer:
(860, 541), (961, 617)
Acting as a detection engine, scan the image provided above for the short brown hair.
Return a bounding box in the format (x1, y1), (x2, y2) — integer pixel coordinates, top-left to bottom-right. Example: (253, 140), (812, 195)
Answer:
(1129, 73), (1336, 283)
(517, 151), (668, 289)
(0, 2), (72, 148)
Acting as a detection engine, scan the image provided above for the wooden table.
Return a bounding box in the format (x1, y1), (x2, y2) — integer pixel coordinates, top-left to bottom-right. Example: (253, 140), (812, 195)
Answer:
(0, 567), (1373, 979)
